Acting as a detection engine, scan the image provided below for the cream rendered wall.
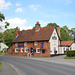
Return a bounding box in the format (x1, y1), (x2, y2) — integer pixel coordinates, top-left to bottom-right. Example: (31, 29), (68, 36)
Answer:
(59, 47), (67, 54)
(71, 43), (75, 50)
(49, 28), (60, 54)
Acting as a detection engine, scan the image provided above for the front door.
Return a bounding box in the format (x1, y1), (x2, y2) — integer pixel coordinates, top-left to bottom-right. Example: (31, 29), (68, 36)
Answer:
(30, 47), (33, 55)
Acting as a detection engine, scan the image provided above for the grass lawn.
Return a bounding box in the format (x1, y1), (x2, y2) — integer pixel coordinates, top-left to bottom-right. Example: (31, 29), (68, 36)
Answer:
(64, 56), (75, 59)
(0, 52), (4, 55)
(0, 62), (2, 71)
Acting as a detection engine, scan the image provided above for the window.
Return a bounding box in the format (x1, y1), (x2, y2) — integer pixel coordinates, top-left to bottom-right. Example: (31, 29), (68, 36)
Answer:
(52, 36), (57, 40)
(21, 48), (23, 53)
(70, 47), (71, 50)
(24, 42), (27, 46)
(63, 47), (65, 51)
(25, 48), (28, 53)
(54, 41), (56, 45)
(54, 47), (56, 51)
(15, 48), (18, 53)
(42, 49), (45, 53)
(36, 48), (40, 53)
(15, 43), (18, 46)
(34, 41), (38, 46)
(41, 43), (43, 48)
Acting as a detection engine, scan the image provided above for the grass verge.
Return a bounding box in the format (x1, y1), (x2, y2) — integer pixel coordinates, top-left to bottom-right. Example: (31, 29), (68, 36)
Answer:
(0, 52), (4, 55)
(64, 56), (75, 59)
(0, 62), (2, 71)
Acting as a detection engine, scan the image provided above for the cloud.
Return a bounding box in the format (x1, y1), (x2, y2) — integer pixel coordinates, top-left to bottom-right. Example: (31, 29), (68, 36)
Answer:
(29, 4), (41, 11)
(15, 3), (21, 6)
(15, 8), (23, 13)
(0, 0), (11, 11)
(7, 18), (32, 30)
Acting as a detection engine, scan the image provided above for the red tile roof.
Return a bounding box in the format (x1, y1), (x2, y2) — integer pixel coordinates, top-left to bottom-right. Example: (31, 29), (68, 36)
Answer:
(60, 41), (74, 46)
(13, 26), (55, 42)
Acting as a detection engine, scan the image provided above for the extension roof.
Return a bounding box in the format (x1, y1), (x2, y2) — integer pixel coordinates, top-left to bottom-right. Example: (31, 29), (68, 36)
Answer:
(13, 26), (55, 43)
(60, 41), (74, 46)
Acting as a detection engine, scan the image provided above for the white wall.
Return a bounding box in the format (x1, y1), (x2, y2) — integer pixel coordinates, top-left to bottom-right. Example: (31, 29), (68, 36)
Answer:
(49, 28), (60, 54)
(0, 42), (8, 51)
(59, 47), (68, 54)
(71, 43), (75, 50)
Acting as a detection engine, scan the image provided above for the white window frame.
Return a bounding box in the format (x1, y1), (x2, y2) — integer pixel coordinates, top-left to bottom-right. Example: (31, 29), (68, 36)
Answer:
(15, 43), (18, 46)
(36, 48), (40, 53)
(54, 40), (56, 45)
(24, 42), (27, 46)
(25, 48), (28, 53)
(54, 47), (56, 51)
(34, 41), (38, 46)
(21, 48), (23, 53)
(15, 48), (18, 53)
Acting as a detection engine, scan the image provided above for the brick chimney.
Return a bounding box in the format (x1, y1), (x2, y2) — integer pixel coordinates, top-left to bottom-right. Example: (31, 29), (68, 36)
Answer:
(16, 27), (18, 36)
(35, 22), (40, 32)
(57, 27), (60, 38)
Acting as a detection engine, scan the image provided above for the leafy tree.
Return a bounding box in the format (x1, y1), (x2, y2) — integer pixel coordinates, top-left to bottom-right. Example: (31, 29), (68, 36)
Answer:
(0, 33), (3, 39)
(46, 23), (59, 28)
(3, 28), (16, 47)
(60, 28), (72, 41)
(0, 13), (9, 29)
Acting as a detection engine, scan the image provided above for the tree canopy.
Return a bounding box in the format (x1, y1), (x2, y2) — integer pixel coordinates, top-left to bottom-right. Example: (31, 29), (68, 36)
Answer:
(0, 13), (9, 29)
(3, 28), (16, 47)
(46, 23), (59, 28)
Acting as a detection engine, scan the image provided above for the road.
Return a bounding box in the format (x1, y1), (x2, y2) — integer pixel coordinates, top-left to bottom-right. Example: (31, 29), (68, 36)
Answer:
(0, 56), (75, 75)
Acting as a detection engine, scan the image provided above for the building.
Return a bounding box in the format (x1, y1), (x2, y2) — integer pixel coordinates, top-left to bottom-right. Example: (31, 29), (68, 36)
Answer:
(0, 42), (8, 52)
(59, 41), (75, 54)
(8, 22), (75, 57)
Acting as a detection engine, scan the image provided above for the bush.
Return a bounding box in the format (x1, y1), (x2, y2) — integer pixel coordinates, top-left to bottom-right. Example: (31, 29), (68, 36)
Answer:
(66, 50), (75, 57)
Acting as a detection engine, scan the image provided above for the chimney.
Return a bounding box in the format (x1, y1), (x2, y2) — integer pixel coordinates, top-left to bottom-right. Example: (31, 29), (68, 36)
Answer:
(16, 27), (18, 36)
(35, 22), (40, 32)
(57, 27), (60, 38)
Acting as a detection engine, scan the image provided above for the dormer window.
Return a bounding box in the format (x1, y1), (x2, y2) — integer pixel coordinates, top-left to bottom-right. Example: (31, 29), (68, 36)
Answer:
(52, 36), (57, 40)
(24, 42), (27, 46)
(34, 41), (38, 46)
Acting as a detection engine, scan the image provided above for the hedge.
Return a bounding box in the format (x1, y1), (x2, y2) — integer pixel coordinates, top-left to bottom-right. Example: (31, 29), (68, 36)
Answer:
(66, 50), (75, 57)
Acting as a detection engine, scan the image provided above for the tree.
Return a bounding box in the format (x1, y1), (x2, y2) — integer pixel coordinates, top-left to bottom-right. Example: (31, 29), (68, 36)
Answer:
(0, 32), (3, 39)
(46, 23), (59, 28)
(3, 28), (16, 47)
(60, 28), (72, 41)
(0, 13), (9, 29)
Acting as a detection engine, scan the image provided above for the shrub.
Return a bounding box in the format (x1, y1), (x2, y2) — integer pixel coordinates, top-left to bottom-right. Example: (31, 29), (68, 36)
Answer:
(66, 50), (75, 57)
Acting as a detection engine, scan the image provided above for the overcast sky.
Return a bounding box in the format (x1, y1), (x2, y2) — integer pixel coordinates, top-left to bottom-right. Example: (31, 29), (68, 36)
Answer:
(0, 0), (75, 31)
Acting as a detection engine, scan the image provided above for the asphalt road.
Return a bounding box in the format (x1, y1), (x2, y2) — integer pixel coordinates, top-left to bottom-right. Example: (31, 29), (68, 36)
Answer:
(0, 56), (75, 75)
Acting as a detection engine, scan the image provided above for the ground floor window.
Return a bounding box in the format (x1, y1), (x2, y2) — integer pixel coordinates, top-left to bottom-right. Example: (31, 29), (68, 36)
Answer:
(15, 48), (18, 53)
(25, 48), (28, 53)
(21, 48), (23, 53)
(36, 48), (40, 53)
(42, 49), (45, 53)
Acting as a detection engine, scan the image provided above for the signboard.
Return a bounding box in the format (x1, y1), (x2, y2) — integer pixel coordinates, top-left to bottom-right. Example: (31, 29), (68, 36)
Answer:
(18, 45), (24, 48)
(50, 51), (52, 52)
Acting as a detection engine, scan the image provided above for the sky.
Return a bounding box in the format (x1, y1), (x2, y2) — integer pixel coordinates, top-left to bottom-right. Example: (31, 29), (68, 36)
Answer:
(0, 0), (75, 31)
